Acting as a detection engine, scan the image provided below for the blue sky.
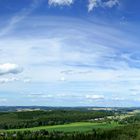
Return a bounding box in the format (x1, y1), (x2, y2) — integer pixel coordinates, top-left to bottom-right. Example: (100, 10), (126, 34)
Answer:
(0, 0), (140, 107)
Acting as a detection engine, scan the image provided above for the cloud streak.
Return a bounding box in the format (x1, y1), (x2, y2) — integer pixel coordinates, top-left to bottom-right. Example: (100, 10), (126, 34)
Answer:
(86, 94), (105, 100)
(0, 77), (18, 84)
(48, 0), (73, 6)
(88, 0), (119, 12)
(0, 0), (42, 37)
(104, 0), (119, 8)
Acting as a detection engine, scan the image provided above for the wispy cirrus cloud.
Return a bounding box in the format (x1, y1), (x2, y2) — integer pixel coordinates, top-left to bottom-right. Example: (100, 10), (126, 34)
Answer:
(86, 94), (105, 100)
(48, 0), (119, 10)
(88, 0), (99, 12)
(0, 77), (18, 84)
(0, 16), (139, 82)
(48, 0), (73, 6)
(0, 77), (32, 84)
(61, 70), (93, 75)
(104, 0), (119, 8)
(0, 6), (139, 106)
(0, 0), (42, 37)
(88, 0), (119, 12)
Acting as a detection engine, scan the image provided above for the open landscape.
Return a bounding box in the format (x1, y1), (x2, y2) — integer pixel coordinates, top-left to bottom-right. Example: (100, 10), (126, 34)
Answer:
(0, 0), (140, 139)
(0, 107), (140, 139)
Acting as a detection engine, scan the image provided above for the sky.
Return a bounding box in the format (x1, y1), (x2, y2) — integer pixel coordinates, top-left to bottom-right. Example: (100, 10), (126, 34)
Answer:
(0, 0), (140, 107)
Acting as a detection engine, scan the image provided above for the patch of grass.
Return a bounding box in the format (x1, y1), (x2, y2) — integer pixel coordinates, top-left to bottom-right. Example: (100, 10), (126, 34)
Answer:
(4, 122), (120, 132)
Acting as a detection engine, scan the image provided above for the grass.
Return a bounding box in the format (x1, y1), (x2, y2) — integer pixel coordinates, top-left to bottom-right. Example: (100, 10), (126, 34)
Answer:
(4, 122), (120, 133)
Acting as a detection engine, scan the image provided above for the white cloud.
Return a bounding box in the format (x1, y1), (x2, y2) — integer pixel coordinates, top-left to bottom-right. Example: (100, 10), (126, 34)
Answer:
(88, 0), (99, 12)
(0, 16), (138, 83)
(60, 76), (66, 81)
(0, 77), (32, 84)
(0, 63), (23, 75)
(112, 97), (125, 101)
(48, 0), (73, 6)
(61, 70), (93, 75)
(103, 0), (119, 8)
(27, 93), (54, 98)
(88, 0), (119, 12)
(0, 16), (139, 106)
(86, 94), (105, 100)
(23, 78), (31, 83)
(0, 77), (18, 84)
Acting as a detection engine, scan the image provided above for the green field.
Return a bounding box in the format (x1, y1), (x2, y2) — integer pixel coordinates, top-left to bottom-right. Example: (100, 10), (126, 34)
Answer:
(5, 122), (120, 133)
(0, 108), (139, 140)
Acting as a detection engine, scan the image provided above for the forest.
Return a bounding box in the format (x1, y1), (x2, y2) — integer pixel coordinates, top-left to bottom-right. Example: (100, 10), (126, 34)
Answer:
(0, 110), (113, 129)
(0, 107), (140, 140)
(0, 124), (140, 140)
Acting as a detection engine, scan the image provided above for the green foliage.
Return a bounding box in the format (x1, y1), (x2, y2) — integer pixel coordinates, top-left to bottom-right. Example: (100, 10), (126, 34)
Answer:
(1, 124), (140, 140)
(0, 110), (113, 129)
(120, 113), (140, 124)
(0, 109), (140, 140)
(6, 122), (119, 132)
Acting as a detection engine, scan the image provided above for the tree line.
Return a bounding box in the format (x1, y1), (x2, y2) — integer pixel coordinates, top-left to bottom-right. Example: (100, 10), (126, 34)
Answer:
(0, 110), (113, 129)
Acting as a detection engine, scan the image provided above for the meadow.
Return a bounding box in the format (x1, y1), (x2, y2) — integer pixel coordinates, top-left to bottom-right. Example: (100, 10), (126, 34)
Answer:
(5, 122), (120, 132)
